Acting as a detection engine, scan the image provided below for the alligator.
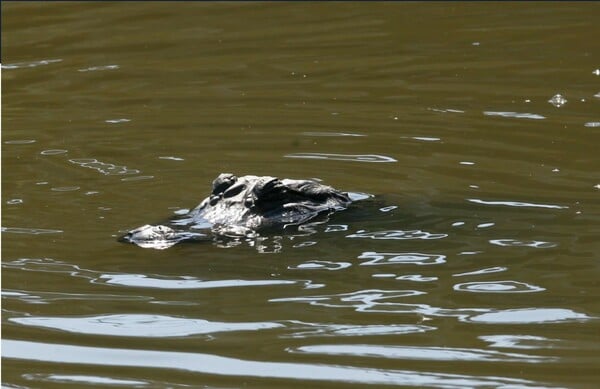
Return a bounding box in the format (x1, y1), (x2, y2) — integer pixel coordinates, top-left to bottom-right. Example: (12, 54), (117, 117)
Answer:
(122, 173), (355, 249)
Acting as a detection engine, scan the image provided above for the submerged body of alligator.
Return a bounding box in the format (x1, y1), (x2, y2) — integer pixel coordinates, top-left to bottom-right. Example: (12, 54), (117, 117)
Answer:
(123, 173), (357, 249)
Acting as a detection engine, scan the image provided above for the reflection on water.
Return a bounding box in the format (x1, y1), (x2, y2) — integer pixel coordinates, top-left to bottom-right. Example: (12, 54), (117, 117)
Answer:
(288, 260), (352, 271)
(294, 344), (556, 363)
(97, 273), (297, 289)
(40, 149), (68, 155)
(78, 64), (120, 72)
(465, 309), (591, 324)
(69, 158), (140, 176)
(283, 321), (435, 338)
(4, 139), (37, 144)
(10, 314), (284, 337)
(24, 374), (148, 387)
(489, 239), (558, 248)
(272, 289), (592, 324)
(453, 267), (507, 277)
(300, 131), (365, 137)
(3, 289), (152, 304)
(453, 280), (545, 293)
(347, 230), (448, 240)
(1, 227), (63, 234)
(1, 58), (63, 69)
(3, 339), (547, 388)
(358, 252), (446, 266)
(480, 335), (559, 350)
(2, 257), (298, 290)
(3, 1), (599, 388)
(285, 152), (398, 163)
(482, 111), (546, 120)
(467, 198), (569, 210)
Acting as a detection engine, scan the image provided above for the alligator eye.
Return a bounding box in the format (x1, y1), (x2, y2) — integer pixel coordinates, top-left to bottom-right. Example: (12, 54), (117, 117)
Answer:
(212, 173), (237, 195)
(223, 184), (245, 198)
(209, 195), (219, 206)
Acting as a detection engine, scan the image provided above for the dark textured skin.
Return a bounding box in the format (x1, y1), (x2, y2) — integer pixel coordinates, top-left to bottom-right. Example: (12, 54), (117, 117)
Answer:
(123, 173), (352, 248)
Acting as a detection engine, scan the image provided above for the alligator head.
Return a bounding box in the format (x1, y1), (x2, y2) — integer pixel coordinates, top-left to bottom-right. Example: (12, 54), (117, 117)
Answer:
(123, 173), (353, 248)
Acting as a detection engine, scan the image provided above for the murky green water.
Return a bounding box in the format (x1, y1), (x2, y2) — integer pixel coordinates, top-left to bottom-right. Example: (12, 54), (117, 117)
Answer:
(2, 2), (599, 388)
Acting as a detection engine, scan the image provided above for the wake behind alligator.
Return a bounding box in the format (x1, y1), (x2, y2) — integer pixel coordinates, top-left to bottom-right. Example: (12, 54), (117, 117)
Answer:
(122, 173), (362, 249)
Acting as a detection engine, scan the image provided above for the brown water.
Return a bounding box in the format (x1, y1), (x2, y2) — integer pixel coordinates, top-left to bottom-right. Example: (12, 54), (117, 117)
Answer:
(2, 2), (600, 388)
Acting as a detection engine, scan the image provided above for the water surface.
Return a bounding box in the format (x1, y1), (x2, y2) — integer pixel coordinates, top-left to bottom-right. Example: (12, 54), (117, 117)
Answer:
(2, 2), (600, 388)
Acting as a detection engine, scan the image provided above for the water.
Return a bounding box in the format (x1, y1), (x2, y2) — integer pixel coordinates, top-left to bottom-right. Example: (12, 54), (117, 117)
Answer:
(2, 2), (599, 388)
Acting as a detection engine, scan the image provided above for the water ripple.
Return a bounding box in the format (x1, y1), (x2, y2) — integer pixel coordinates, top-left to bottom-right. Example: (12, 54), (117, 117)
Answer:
(3, 139), (36, 144)
(2, 289), (151, 304)
(24, 374), (146, 387)
(105, 118), (131, 124)
(51, 186), (80, 192)
(293, 344), (555, 363)
(2, 58), (62, 69)
(489, 239), (557, 248)
(453, 267), (508, 277)
(358, 252), (446, 266)
(3, 258), (297, 291)
(271, 289), (592, 325)
(409, 136), (441, 142)
(285, 152), (397, 163)
(347, 230), (448, 240)
(120, 175), (154, 182)
(483, 111), (546, 120)
(465, 308), (592, 324)
(1, 227), (63, 235)
(480, 335), (559, 350)
(396, 275), (438, 282)
(454, 281), (545, 293)
(324, 224), (348, 232)
(159, 156), (185, 161)
(96, 273), (296, 289)
(3, 339), (543, 387)
(78, 64), (120, 72)
(468, 198), (568, 209)
(10, 314), (283, 337)
(292, 241), (317, 248)
(3, 257), (82, 272)
(69, 158), (139, 175)
(271, 289), (428, 312)
(372, 273), (397, 278)
(288, 261), (352, 271)
(428, 107), (465, 114)
(283, 321), (435, 338)
(40, 149), (68, 155)
(300, 132), (365, 137)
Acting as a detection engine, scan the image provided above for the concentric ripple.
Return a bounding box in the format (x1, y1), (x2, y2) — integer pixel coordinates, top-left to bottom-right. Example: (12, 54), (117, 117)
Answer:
(489, 239), (557, 248)
(288, 261), (352, 271)
(453, 281), (545, 293)
(347, 230), (447, 240)
(359, 252), (446, 266)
